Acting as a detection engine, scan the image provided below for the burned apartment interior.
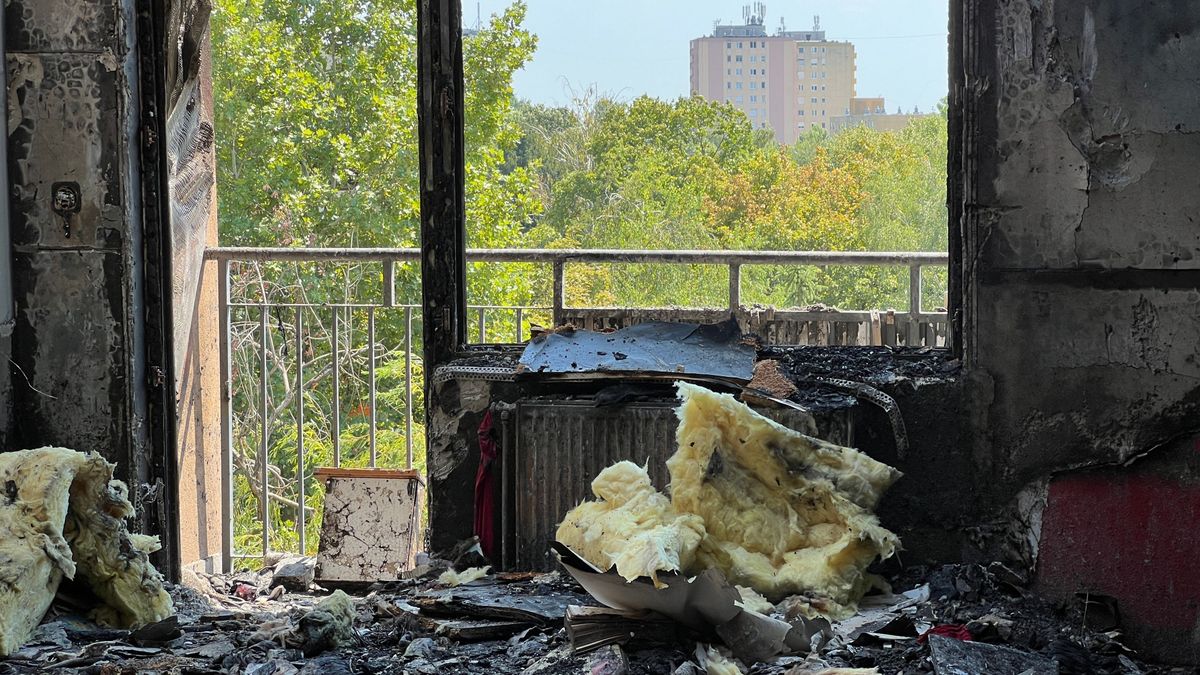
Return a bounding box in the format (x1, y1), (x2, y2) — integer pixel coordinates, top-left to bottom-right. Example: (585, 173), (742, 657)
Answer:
(0, 0), (1199, 673)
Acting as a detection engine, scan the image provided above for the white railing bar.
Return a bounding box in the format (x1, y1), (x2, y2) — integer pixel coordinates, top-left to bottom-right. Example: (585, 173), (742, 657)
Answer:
(404, 306), (414, 471)
(368, 306), (377, 468)
(258, 308), (271, 556)
(295, 307), (306, 554)
(331, 308), (341, 468)
(218, 259), (233, 573)
(206, 246), (948, 266)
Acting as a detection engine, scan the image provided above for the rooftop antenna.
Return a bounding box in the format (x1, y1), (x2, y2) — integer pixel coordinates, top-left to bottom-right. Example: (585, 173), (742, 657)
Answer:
(813, 14), (821, 31)
(779, 16), (787, 33)
(472, 2), (482, 31)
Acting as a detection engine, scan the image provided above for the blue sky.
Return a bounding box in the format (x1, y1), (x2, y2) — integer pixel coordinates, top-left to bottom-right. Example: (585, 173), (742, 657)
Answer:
(472, 0), (949, 113)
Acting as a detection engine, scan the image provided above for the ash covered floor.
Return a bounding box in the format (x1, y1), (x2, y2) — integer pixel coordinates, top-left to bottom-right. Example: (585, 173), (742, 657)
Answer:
(0, 558), (1187, 674)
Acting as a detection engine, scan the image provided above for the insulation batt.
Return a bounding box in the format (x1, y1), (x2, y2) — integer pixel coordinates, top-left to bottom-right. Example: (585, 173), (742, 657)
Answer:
(555, 461), (704, 588)
(437, 565), (491, 586)
(557, 383), (901, 618)
(0, 448), (173, 655)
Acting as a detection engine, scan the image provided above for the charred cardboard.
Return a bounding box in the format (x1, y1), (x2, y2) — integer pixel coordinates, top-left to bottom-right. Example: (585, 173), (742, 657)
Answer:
(552, 541), (831, 662)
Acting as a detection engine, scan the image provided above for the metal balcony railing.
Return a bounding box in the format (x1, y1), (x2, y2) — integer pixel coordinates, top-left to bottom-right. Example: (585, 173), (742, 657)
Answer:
(205, 246), (949, 567)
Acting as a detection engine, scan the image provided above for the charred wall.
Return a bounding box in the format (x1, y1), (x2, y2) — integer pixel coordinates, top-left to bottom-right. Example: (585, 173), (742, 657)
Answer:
(5, 0), (147, 475)
(1, 0), (215, 573)
(961, 0), (1200, 661)
(966, 0), (1200, 492)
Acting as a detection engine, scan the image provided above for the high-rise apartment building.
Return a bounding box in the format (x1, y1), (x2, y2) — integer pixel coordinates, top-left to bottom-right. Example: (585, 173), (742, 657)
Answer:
(689, 4), (857, 145)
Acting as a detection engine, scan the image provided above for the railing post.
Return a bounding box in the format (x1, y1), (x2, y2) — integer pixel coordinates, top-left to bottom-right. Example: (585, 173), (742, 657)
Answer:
(368, 306), (377, 468)
(515, 307), (524, 342)
(552, 261), (565, 328)
(405, 306), (414, 470)
(331, 308), (341, 467)
(908, 264), (922, 346)
(259, 306), (271, 557)
(729, 263), (742, 311)
(294, 307), (306, 554)
(383, 259), (395, 307)
(218, 259), (233, 572)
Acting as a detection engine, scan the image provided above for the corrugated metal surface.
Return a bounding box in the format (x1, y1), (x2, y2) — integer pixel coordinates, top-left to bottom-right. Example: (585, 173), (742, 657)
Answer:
(505, 398), (852, 571)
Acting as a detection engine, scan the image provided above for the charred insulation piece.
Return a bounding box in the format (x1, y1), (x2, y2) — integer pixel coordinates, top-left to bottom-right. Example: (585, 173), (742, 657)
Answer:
(0, 448), (173, 655)
(556, 383), (901, 619)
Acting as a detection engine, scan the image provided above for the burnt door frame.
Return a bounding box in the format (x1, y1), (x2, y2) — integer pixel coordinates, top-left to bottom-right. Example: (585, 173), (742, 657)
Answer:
(133, 0), (184, 580)
(417, 0), (469, 375)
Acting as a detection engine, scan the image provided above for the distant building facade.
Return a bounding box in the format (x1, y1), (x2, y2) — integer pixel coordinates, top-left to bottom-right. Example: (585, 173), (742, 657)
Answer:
(690, 5), (922, 143)
(829, 97), (930, 133)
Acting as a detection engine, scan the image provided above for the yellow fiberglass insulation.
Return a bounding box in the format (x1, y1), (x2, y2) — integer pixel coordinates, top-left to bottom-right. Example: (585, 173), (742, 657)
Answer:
(669, 382), (901, 614)
(555, 460), (705, 588)
(555, 383), (901, 619)
(0, 448), (173, 655)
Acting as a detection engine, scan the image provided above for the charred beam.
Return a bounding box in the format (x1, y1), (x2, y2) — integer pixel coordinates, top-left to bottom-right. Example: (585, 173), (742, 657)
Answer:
(417, 0), (468, 370)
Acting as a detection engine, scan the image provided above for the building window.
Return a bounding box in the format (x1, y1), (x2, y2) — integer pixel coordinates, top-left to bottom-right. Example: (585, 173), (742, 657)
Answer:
(749, 109), (757, 117)
(726, 82), (732, 89)
(736, 82), (743, 90)
(798, 47), (805, 53)
(798, 110), (804, 116)
(762, 69), (767, 76)
(727, 55), (731, 62)
(750, 95), (757, 102)
(750, 55), (758, 63)
(737, 41), (743, 48)
(811, 85), (817, 91)
(798, 123), (806, 129)
(736, 55), (743, 62)
(735, 95), (744, 103)
(811, 97), (818, 103)
(736, 68), (743, 75)
(750, 41), (756, 48)
(750, 69), (756, 75)
(811, 58), (818, 65)
(822, 110), (826, 116)
(761, 81), (767, 89)
(726, 41), (732, 48)
(798, 71), (805, 79)
(821, 122), (826, 128)
(750, 82), (757, 89)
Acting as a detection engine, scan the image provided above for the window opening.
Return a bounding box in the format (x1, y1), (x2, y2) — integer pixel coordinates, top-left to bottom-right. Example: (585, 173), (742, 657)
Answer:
(205, 0), (953, 558)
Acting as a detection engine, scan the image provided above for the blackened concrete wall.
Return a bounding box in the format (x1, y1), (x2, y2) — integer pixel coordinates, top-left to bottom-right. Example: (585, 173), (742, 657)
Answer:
(961, 0), (1200, 662)
(5, 0), (148, 476)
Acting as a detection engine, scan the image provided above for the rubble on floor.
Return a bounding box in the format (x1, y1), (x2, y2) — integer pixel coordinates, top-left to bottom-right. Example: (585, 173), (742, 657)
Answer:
(0, 558), (1188, 674)
(0, 447), (173, 656)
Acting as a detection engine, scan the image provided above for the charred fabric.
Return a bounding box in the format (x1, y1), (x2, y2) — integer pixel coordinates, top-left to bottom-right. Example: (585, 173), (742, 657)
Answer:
(0, 322), (1185, 674)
